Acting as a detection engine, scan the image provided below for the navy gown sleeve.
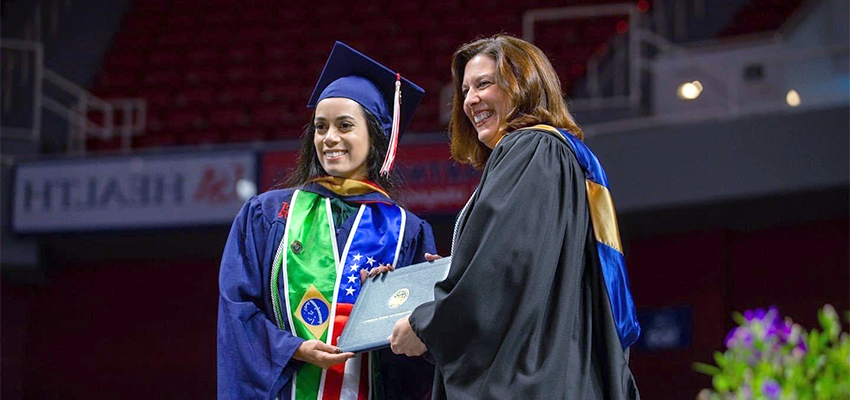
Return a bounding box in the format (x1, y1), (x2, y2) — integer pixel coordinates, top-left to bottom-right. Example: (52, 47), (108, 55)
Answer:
(217, 197), (305, 400)
(401, 210), (437, 266)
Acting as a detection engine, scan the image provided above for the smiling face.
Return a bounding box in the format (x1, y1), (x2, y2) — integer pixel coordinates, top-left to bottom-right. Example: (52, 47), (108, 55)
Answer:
(462, 54), (514, 149)
(313, 97), (371, 180)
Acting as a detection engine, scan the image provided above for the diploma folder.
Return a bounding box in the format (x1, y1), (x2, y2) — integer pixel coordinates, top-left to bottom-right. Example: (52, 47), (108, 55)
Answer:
(337, 257), (452, 353)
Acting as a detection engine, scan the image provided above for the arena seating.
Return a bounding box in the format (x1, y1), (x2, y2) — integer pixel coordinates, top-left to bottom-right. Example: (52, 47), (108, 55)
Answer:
(88, 0), (804, 150)
(87, 0), (631, 150)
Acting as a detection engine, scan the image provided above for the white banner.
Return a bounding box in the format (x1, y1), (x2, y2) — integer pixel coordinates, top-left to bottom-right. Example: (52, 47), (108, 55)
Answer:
(13, 152), (257, 233)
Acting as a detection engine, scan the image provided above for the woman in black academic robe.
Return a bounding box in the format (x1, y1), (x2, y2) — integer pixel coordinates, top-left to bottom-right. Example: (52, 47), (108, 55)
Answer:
(388, 34), (642, 400)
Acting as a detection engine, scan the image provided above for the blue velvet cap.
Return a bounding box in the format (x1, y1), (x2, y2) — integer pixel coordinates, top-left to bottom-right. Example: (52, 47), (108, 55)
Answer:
(307, 42), (425, 137)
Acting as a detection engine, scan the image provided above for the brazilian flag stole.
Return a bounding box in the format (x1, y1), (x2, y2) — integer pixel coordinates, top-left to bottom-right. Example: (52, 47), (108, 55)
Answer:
(270, 190), (405, 400)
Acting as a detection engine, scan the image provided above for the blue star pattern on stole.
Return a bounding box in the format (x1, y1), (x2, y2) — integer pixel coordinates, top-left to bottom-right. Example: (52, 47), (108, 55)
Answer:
(338, 253), (389, 303)
(335, 203), (404, 305)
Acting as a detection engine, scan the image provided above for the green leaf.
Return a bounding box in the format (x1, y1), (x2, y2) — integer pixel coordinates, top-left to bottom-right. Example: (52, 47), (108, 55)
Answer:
(733, 312), (745, 326)
(694, 362), (722, 376)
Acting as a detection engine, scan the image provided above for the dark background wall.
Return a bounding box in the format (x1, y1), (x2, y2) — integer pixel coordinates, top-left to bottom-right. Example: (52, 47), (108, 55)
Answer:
(589, 105), (849, 213)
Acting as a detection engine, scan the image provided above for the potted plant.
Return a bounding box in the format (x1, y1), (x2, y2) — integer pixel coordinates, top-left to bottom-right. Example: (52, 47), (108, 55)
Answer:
(694, 305), (849, 400)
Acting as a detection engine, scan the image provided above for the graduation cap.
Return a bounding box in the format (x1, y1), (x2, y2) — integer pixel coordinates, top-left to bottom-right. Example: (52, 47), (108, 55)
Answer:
(308, 41), (425, 175)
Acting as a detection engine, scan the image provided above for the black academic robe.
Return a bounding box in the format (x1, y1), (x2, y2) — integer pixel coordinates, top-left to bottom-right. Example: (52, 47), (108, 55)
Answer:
(408, 129), (640, 400)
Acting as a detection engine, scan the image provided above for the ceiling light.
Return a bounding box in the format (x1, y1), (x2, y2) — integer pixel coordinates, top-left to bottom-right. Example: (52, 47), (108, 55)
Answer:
(786, 89), (801, 107)
(676, 81), (703, 100)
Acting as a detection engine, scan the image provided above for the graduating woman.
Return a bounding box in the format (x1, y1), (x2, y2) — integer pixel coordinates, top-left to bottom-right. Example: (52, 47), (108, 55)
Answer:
(389, 34), (642, 399)
(218, 42), (436, 400)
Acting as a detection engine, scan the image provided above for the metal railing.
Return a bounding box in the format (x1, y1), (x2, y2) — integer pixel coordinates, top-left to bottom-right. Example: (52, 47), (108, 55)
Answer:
(523, 3), (643, 110)
(1, 39), (146, 154)
(41, 68), (146, 153)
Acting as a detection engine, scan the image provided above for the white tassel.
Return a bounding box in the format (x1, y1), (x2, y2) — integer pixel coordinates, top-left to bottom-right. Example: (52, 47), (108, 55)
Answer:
(380, 73), (402, 176)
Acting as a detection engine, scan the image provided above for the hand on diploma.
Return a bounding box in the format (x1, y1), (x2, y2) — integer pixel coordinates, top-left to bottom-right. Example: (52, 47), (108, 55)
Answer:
(424, 253), (443, 261)
(359, 263), (395, 283)
(389, 315), (428, 357)
(293, 339), (355, 369)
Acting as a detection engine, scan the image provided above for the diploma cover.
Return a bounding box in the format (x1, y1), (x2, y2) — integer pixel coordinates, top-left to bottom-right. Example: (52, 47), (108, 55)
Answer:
(337, 257), (452, 353)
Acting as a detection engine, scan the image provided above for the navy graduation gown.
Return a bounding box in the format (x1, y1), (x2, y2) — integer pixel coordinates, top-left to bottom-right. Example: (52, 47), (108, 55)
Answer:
(217, 183), (436, 400)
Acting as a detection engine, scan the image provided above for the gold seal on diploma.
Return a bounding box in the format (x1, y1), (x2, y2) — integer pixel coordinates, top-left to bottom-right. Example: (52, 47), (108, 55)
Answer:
(388, 288), (410, 308)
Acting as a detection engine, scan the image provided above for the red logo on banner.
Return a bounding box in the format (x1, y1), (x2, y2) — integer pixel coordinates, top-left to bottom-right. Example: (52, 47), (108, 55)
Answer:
(194, 164), (245, 203)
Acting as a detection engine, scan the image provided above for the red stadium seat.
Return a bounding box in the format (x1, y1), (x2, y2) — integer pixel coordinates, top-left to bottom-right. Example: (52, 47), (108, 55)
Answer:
(203, 11), (238, 27)
(235, 26), (273, 43)
(158, 32), (197, 47)
(217, 84), (259, 104)
(175, 87), (215, 107)
(138, 86), (175, 109)
(86, 136), (123, 152)
(164, 14), (200, 31)
(262, 43), (298, 62)
(142, 70), (182, 87)
(227, 127), (267, 142)
(268, 124), (306, 140)
(134, 132), (178, 148)
(180, 128), (225, 145)
(148, 49), (186, 68)
(224, 65), (260, 83)
(185, 68), (224, 86)
(196, 30), (236, 46)
(261, 63), (300, 81)
(96, 70), (139, 90)
(260, 81), (301, 103)
(186, 47), (221, 65)
(223, 46), (258, 65)
(103, 52), (146, 71)
(164, 108), (206, 131)
(251, 103), (291, 126)
(207, 106), (250, 129)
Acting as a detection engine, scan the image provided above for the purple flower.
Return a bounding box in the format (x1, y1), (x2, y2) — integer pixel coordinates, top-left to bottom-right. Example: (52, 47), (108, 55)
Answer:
(766, 321), (793, 350)
(743, 309), (760, 322)
(745, 307), (779, 323)
(725, 327), (738, 348)
(725, 326), (754, 349)
(792, 340), (808, 359)
(762, 380), (781, 400)
(739, 385), (753, 399)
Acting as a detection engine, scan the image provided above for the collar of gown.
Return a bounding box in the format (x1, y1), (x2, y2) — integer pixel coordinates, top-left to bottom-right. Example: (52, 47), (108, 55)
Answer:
(303, 177), (395, 205)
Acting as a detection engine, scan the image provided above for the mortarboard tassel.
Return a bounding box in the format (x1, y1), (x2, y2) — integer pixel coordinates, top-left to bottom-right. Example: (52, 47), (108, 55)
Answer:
(380, 73), (402, 176)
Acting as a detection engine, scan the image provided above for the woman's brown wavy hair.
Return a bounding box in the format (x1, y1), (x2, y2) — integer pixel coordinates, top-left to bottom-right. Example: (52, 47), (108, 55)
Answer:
(448, 34), (583, 169)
